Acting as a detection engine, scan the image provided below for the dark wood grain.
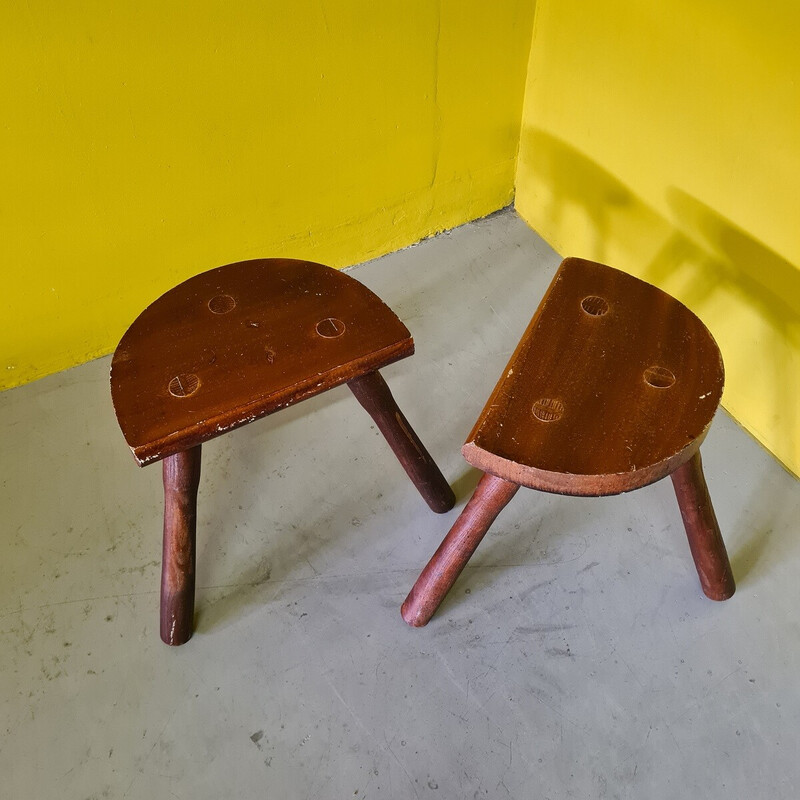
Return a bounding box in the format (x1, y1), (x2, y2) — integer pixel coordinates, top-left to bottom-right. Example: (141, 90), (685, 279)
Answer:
(349, 371), (455, 513)
(462, 257), (725, 495)
(112, 258), (455, 644)
(160, 445), (201, 646)
(401, 473), (519, 626)
(402, 257), (733, 626)
(111, 258), (414, 465)
(671, 451), (735, 600)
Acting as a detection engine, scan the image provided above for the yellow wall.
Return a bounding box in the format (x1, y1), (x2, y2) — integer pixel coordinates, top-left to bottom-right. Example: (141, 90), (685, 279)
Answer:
(1, 1), (534, 390)
(516, 0), (800, 476)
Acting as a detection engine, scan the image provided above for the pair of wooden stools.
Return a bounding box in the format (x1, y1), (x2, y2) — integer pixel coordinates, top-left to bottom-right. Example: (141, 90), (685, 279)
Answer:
(111, 256), (734, 645)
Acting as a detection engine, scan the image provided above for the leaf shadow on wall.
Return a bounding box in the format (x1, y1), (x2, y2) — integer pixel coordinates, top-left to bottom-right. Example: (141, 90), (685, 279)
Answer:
(518, 127), (799, 584)
(645, 188), (800, 459)
(520, 128), (646, 262)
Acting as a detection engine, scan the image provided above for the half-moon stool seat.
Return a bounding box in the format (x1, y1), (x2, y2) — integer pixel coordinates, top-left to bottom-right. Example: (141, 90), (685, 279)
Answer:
(402, 257), (734, 627)
(111, 258), (455, 645)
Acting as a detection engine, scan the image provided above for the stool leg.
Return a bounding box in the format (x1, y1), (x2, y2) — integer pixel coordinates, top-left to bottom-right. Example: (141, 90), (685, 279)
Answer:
(161, 445), (202, 645)
(670, 451), (735, 601)
(402, 472), (519, 626)
(348, 371), (455, 513)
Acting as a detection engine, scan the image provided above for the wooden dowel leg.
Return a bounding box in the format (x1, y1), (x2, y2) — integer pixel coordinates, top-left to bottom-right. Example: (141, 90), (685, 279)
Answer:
(161, 445), (202, 645)
(402, 472), (519, 626)
(348, 371), (455, 513)
(670, 451), (735, 601)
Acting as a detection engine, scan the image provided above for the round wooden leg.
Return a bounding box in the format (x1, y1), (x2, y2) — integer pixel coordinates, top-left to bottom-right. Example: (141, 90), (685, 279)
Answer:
(161, 445), (202, 645)
(348, 371), (455, 513)
(401, 472), (519, 626)
(670, 451), (735, 601)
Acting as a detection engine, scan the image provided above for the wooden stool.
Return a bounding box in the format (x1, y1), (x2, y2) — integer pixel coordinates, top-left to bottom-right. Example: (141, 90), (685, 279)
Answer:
(402, 257), (735, 627)
(111, 258), (455, 645)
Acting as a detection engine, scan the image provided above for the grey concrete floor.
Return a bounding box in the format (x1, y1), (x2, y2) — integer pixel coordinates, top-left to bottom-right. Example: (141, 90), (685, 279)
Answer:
(2, 209), (799, 799)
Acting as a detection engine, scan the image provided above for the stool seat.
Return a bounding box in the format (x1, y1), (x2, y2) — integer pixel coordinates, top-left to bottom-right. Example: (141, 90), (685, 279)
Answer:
(112, 258), (413, 466)
(463, 257), (724, 495)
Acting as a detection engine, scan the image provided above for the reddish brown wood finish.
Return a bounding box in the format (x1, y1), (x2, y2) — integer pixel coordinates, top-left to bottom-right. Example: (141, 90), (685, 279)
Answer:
(670, 451), (735, 600)
(111, 258), (454, 644)
(111, 258), (414, 466)
(349, 371), (455, 513)
(463, 257), (724, 495)
(402, 473), (519, 626)
(161, 445), (201, 646)
(403, 257), (734, 626)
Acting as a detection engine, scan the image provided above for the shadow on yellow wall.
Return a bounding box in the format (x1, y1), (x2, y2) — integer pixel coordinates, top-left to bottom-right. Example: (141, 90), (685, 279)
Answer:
(654, 188), (800, 316)
(516, 127), (800, 475)
(516, 129), (658, 262)
(651, 190), (800, 470)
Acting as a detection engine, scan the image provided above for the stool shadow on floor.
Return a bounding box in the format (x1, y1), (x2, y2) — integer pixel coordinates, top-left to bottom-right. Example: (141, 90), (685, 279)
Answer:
(727, 469), (799, 589)
(427, 496), (595, 621)
(449, 466), (484, 504)
(730, 525), (772, 589)
(433, 458), (800, 620)
(193, 490), (379, 636)
(193, 384), (449, 636)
